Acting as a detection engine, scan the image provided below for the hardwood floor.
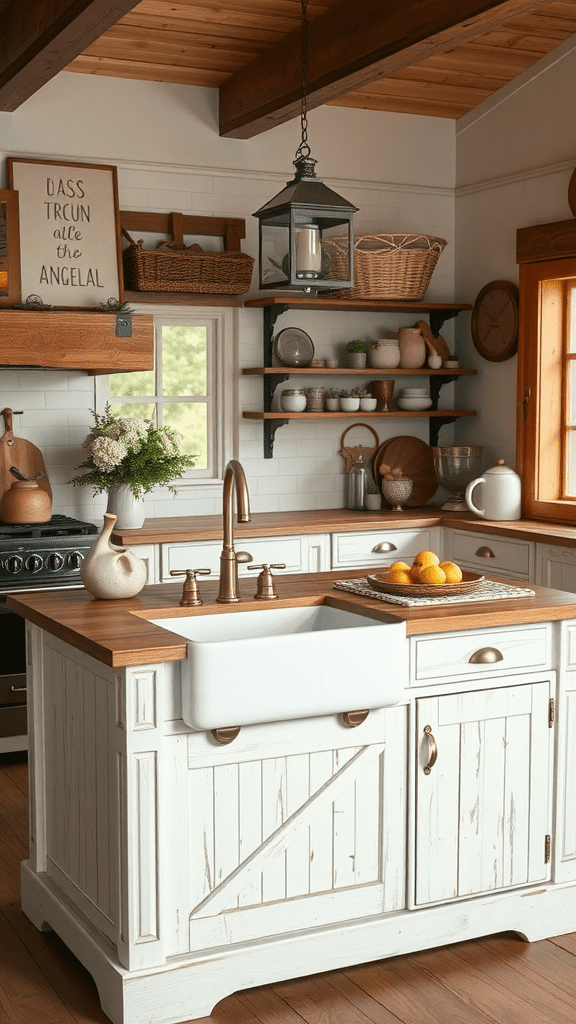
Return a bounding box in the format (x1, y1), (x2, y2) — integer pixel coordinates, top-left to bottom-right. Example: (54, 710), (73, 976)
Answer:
(2, 751), (576, 1024)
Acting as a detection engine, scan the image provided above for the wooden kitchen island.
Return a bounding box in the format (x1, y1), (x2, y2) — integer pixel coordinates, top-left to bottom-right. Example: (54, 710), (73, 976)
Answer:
(8, 572), (576, 1024)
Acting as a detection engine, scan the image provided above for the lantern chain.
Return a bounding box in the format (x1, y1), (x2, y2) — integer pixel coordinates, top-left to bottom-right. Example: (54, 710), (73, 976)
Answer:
(295, 0), (310, 161)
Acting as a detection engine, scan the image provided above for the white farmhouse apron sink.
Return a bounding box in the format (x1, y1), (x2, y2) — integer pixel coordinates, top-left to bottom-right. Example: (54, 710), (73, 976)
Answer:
(150, 603), (408, 730)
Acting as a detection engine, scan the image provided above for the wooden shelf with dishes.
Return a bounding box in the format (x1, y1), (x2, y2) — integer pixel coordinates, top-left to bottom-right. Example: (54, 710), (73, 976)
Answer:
(242, 296), (475, 456)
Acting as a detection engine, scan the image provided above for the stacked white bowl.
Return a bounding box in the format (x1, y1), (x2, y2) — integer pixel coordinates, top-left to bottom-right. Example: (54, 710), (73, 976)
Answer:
(396, 387), (432, 411)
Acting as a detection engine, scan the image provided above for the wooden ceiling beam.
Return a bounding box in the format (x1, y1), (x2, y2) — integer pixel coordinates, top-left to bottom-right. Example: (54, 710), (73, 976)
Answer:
(218, 0), (552, 138)
(0, 0), (142, 111)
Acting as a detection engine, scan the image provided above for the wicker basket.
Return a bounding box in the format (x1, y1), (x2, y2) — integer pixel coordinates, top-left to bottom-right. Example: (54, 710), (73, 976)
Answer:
(324, 233), (447, 301)
(122, 235), (255, 295)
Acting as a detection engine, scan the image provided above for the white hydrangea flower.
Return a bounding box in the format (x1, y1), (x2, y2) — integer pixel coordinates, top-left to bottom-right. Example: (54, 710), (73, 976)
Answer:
(88, 435), (129, 472)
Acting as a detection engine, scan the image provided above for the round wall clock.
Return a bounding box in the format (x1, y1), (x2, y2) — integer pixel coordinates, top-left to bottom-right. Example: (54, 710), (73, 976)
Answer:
(470, 280), (519, 362)
(568, 166), (576, 217)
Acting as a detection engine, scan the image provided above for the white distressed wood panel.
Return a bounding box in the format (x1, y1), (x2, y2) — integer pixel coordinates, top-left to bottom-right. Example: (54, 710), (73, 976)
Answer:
(561, 688), (576, 863)
(133, 751), (159, 940)
(381, 704), (407, 911)
(536, 543), (576, 593)
(332, 746), (359, 890)
(415, 681), (551, 906)
(285, 753), (310, 899)
(415, 700), (461, 905)
(42, 641), (118, 938)
(162, 734), (191, 956)
(186, 741), (396, 949)
(308, 748), (335, 895)
(237, 759), (263, 907)
(214, 762), (240, 907)
(457, 717), (506, 896)
(261, 757), (287, 903)
(187, 765), (215, 914)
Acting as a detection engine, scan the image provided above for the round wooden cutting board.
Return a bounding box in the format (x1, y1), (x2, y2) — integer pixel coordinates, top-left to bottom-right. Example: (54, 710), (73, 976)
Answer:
(373, 435), (438, 507)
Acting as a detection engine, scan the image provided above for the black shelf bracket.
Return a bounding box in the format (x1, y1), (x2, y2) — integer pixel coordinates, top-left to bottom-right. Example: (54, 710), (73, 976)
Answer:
(264, 419), (289, 459)
(429, 416), (457, 448)
(263, 304), (289, 364)
(429, 309), (461, 338)
(429, 374), (458, 409)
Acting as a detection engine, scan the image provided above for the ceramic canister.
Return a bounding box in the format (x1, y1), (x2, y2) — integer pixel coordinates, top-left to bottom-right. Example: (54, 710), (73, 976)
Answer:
(369, 339), (401, 368)
(397, 327), (427, 368)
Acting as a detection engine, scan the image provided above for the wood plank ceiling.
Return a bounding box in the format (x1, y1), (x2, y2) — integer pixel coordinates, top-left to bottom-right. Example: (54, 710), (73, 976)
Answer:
(2, 0), (576, 136)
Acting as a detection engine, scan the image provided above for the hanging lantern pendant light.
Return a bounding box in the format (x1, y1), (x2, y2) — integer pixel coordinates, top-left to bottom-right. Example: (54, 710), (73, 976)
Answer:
(253, 0), (357, 293)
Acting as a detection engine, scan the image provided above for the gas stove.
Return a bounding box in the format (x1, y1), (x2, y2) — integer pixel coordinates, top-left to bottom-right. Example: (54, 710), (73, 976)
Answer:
(0, 514), (99, 595)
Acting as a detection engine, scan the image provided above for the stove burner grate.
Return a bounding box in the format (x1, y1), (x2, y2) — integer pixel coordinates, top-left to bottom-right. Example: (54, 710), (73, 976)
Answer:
(0, 514), (99, 541)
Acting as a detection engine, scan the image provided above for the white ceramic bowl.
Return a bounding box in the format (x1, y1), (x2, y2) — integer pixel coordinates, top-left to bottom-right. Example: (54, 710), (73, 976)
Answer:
(397, 396), (433, 410)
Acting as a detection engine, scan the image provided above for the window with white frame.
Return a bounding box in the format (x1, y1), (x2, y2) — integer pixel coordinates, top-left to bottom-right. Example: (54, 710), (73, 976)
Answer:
(99, 307), (236, 486)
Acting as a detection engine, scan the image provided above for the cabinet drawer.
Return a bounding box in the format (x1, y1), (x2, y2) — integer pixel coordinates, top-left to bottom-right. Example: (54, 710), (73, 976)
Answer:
(161, 534), (321, 581)
(331, 528), (440, 570)
(411, 623), (552, 684)
(446, 530), (534, 580)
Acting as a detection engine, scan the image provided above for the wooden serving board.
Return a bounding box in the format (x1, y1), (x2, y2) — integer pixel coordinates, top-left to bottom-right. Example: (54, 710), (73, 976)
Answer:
(0, 408), (52, 504)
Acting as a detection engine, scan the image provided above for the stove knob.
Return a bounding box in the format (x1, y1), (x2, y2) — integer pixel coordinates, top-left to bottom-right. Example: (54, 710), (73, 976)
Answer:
(66, 551), (84, 570)
(26, 554), (44, 573)
(46, 552), (64, 571)
(6, 555), (24, 574)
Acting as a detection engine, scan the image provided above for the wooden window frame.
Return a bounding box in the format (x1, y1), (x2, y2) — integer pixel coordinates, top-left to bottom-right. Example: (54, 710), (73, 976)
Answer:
(517, 218), (576, 523)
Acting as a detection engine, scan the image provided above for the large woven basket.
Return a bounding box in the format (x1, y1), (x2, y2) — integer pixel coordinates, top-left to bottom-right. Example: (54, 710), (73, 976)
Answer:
(122, 236), (254, 294)
(324, 233), (447, 301)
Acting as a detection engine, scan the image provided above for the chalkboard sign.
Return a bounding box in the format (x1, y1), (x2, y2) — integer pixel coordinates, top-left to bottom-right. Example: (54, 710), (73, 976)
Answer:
(7, 158), (123, 307)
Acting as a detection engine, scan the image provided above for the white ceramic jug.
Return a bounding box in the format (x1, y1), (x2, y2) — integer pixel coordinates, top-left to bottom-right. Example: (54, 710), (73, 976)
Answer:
(81, 513), (147, 599)
(465, 459), (522, 521)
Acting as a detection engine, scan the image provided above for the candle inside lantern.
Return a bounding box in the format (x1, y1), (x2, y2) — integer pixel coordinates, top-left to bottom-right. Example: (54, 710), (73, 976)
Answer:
(295, 225), (322, 276)
(0, 271), (8, 293)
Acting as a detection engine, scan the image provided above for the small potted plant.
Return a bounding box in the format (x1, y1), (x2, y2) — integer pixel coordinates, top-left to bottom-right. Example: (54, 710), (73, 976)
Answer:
(345, 339), (368, 368)
(355, 387), (377, 412)
(365, 482), (381, 511)
(325, 388), (341, 411)
(444, 353), (459, 368)
(339, 389), (360, 412)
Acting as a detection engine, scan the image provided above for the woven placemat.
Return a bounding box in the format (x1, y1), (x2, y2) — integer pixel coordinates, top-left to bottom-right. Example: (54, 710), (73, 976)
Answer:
(333, 577), (536, 607)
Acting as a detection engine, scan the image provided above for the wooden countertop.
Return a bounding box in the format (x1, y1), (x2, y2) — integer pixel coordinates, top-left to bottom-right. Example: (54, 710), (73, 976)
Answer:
(8, 568), (576, 668)
(111, 507), (576, 547)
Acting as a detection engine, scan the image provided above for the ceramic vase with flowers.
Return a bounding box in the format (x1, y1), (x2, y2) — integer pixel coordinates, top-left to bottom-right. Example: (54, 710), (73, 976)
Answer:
(71, 405), (196, 529)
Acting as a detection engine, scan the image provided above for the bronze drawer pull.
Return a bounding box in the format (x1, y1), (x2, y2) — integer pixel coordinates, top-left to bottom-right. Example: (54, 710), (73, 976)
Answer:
(475, 546), (495, 558)
(468, 646), (504, 664)
(371, 541), (398, 553)
(423, 725), (437, 775)
(340, 710), (370, 728)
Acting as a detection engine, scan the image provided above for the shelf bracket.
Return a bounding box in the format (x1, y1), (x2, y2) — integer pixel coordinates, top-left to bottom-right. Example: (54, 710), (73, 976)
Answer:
(429, 416), (456, 448)
(264, 419), (289, 458)
(263, 303), (289, 364)
(429, 309), (461, 338)
(429, 374), (458, 409)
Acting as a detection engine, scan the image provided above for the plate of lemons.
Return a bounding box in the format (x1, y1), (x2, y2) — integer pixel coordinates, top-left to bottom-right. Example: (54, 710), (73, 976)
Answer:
(367, 550), (484, 597)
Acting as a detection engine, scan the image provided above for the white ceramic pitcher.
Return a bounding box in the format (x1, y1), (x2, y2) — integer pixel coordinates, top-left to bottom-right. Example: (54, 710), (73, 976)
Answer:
(465, 459), (522, 521)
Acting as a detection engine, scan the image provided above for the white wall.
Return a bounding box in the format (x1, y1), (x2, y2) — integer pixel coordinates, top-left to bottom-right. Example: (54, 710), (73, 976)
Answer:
(0, 72), (456, 522)
(454, 36), (576, 472)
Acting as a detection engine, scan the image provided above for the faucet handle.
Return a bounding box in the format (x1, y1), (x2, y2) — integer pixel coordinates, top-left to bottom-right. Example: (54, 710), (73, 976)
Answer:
(170, 568), (211, 607)
(247, 563), (286, 601)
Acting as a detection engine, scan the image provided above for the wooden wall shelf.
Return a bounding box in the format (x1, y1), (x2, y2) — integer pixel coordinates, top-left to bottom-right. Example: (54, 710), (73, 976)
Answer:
(0, 310), (154, 374)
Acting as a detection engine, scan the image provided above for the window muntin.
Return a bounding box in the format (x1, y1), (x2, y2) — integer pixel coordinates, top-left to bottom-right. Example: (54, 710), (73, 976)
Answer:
(102, 307), (235, 486)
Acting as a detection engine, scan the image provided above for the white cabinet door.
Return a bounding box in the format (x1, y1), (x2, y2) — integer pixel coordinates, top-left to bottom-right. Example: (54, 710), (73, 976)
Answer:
(536, 542), (576, 593)
(162, 706), (408, 955)
(414, 679), (552, 907)
(556, 622), (576, 883)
